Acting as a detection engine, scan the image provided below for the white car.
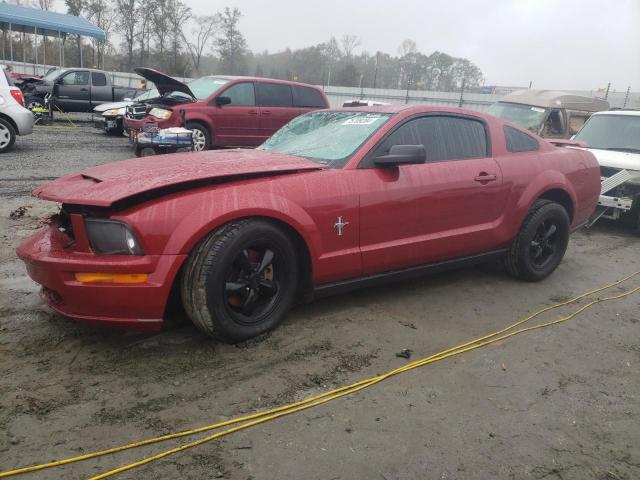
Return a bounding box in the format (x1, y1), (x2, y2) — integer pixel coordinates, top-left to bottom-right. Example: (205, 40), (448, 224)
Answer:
(94, 88), (159, 135)
(0, 65), (34, 153)
(573, 110), (640, 231)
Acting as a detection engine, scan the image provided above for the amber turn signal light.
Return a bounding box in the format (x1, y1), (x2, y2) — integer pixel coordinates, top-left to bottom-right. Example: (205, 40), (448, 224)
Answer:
(75, 273), (149, 284)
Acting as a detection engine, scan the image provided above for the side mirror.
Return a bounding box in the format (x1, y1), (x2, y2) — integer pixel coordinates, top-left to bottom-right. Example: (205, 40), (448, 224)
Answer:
(374, 145), (426, 167)
(215, 96), (231, 106)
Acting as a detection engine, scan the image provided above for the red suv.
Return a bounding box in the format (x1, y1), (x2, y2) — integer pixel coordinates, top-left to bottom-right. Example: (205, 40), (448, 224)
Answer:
(124, 68), (329, 150)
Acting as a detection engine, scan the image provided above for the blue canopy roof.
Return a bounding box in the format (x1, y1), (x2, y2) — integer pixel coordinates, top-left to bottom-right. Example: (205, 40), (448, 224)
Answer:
(0, 3), (106, 40)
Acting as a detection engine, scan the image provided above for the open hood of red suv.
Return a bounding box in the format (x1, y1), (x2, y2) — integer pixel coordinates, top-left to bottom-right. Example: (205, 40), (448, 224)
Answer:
(33, 149), (324, 208)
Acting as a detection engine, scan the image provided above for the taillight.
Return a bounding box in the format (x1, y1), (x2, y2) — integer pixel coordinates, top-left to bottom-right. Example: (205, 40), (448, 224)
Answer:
(10, 88), (25, 107)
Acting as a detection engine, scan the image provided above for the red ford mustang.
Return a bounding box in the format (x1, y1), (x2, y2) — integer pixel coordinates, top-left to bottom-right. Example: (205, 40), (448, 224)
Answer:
(17, 105), (601, 342)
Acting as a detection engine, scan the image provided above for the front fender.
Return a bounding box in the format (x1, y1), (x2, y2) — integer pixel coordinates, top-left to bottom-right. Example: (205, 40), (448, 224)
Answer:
(162, 189), (323, 267)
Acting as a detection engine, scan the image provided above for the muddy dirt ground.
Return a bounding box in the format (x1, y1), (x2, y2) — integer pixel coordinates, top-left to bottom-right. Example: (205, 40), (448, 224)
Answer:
(1, 124), (639, 479)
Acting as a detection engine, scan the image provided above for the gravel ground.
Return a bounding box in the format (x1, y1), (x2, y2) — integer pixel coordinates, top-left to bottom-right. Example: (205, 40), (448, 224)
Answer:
(1, 124), (639, 480)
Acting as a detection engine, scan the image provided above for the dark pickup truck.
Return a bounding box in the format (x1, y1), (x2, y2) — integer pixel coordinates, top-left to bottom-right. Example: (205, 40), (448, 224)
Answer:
(22, 68), (141, 113)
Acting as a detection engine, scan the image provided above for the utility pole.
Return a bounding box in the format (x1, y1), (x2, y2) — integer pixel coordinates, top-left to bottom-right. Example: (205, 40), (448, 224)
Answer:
(373, 51), (379, 89)
(604, 82), (611, 100)
(458, 78), (466, 108)
(623, 86), (631, 108)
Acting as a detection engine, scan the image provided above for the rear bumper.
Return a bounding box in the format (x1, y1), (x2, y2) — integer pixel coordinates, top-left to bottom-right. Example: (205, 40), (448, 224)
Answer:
(16, 226), (186, 332)
(4, 104), (34, 135)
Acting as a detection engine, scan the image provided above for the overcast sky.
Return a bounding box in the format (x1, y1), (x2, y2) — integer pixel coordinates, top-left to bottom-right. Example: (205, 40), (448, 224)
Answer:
(185, 0), (639, 91)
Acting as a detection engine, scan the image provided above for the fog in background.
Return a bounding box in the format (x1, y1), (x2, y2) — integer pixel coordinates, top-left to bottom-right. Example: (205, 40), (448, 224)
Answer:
(187, 0), (640, 91)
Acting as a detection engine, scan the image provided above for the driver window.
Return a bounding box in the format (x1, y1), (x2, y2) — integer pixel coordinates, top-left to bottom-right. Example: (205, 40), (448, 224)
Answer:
(60, 71), (89, 86)
(219, 82), (255, 106)
(543, 109), (566, 137)
(367, 116), (487, 166)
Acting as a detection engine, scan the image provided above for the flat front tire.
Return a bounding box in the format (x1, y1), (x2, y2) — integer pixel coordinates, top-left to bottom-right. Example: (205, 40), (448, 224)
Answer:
(181, 220), (299, 342)
(505, 200), (570, 282)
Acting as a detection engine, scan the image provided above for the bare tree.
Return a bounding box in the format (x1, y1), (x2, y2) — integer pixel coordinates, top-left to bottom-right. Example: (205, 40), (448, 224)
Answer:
(114, 0), (139, 71)
(151, 0), (172, 62)
(184, 15), (219, 74)
(168, 0), (191, 73)
(215, 7), (247, 74)
(84, 0), (113, 68)
(398, 39), (417, 57)
(37, 0), (56, 10)
(341, 34), (360, 58)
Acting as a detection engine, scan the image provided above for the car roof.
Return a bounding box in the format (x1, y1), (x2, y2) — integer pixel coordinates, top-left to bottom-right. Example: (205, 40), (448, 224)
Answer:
(209, 75), (325, 90)
(326, 104), (490, 117)
(498, 89), (609, 111)
(591, 110), (640, 117)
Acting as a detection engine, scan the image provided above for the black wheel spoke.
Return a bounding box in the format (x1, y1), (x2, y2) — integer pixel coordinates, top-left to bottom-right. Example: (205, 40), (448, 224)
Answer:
(241, 289), (258, 315)
(226, 281), (248, 294)
(257, 249), (274, 274)
(543, 223), (557, 240)
(259, 280), (278, 297)
(237, 249), (253, 272)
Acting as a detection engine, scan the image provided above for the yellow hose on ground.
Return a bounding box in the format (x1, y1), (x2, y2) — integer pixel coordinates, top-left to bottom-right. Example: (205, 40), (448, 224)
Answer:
(1, 271), (638, 479)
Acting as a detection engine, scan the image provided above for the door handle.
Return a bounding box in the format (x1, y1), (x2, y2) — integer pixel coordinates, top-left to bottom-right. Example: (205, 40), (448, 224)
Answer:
(262, 110), (272, 115)
(248, 109), (258, 115)
(80, 88), (88, 92)
(474, 172), (497, 183)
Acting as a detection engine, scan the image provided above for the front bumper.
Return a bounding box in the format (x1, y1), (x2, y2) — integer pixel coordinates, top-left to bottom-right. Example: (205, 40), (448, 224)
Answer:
(16, 225), (186, 332)
(4, 104), (34, 136)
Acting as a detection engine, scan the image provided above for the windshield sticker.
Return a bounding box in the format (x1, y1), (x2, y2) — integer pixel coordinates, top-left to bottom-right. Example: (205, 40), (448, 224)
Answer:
(342, 116), (382, 126)
(531, 107), (545, 113)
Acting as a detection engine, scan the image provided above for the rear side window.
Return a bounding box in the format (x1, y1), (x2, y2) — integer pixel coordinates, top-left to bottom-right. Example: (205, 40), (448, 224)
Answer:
(256, 83), (293, 107)
(504, 126), (539, 152)
(91, 72), (107, 86)
(372, 115), (488, 163)
(221, 82), (255, 106)
(292, 86), (326, 108)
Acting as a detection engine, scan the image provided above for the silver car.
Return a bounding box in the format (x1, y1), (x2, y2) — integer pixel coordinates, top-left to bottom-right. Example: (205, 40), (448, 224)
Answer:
(0, 65), (34, 153)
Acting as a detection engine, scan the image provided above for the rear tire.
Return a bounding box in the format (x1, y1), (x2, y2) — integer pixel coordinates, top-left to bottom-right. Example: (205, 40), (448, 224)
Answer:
(181, 220), (299, 342)
(0, 118), (16, 153)
(505, 200), (570, 282)
(186, 121), (211, 151)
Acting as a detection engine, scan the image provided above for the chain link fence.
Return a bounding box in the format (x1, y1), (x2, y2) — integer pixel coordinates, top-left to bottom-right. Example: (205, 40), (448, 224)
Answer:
(4, 60), (638, 111)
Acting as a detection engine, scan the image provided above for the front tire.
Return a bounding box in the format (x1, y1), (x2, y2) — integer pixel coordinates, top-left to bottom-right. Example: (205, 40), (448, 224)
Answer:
(181, 220), (299, 342)
(186, 121), (211, 151)
(505, 200), (570, 282)
(0, 118), (16, 153)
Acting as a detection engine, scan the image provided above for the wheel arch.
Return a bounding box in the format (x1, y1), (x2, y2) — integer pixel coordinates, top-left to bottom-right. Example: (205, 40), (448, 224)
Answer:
(0, 113), (19, 134)
(537, 188), (575, 222)
(169, 210), (318, 297)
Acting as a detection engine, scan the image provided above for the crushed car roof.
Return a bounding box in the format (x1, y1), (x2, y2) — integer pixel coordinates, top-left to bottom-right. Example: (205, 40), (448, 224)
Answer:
(498, 89), (609, 112)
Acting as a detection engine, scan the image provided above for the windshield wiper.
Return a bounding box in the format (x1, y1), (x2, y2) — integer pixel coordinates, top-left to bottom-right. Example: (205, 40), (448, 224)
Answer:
(601, 147), (640, 153)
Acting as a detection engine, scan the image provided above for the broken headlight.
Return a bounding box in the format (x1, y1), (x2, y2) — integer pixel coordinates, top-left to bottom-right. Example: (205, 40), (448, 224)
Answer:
(148, 108), (172, 120)
(84, 218), (144, 255)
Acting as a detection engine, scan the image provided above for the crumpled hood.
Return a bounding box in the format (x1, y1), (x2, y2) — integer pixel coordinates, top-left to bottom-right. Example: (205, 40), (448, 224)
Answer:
(584, 148), (640, 172)
(93, 100), (131, 113)
(34, 149), (324, 208)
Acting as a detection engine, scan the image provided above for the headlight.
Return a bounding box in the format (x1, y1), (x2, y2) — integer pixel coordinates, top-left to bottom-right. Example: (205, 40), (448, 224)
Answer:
(84, 218), (144, 255)
(148, 108), (172, 120)
(103, 108), (125, 117)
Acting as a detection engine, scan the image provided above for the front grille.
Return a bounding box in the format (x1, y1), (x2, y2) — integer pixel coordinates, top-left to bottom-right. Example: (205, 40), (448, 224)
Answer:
(125, 104), (148, 120)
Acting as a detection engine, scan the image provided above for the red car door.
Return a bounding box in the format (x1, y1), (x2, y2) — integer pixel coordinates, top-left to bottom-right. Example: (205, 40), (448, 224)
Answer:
(211, 82), (261, 146)
(357, 114), (509, 275)
(255, 82), (299, 139)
